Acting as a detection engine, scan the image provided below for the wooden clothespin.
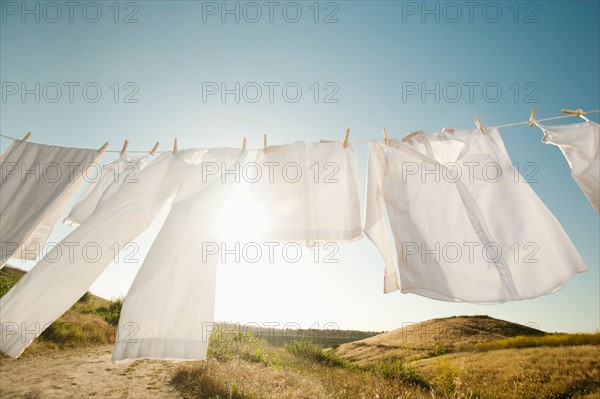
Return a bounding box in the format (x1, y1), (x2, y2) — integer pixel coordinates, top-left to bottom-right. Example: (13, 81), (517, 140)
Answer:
(22, 132), (31, 141)
(120, 139), (129, 155)
(263, 134), (268, 150)
(562, 108), (590, 121)
(149, 141), (160, 155)
(528, 109), (536, 127)
(475, 118), (486, 134)
(343, 128), (350, 148)
(561, 108), (586, 116)
(98, 142), (109, 152)
(172, 138), (178, 155)
(242, 137), (247, 152)
(382, 128), (390, 146)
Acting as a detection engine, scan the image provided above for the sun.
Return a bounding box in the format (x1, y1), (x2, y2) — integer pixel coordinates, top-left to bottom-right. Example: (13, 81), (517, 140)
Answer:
(217, 182), (266, 240)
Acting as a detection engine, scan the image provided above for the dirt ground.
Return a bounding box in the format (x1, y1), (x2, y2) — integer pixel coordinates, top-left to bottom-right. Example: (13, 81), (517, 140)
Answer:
(0, 345), (182, 399)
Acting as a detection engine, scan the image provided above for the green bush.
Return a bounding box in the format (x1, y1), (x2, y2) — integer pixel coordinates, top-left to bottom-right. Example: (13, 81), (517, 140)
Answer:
(39, 312), (115, 346)
(0, 275), (18, 298)
(78, 291), (93, 303)
(284, 340), (351, 368)
(368, 360), (430, 389)
(96, 298), (123, 326)
(427, 344), (447, 357)
(208, 328), (261, 363)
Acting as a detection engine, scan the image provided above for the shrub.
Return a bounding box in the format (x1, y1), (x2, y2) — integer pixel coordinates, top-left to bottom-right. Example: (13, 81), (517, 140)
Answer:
(368, 360), (430, 389)
(427, 344), (447, 357)
(96, 298), (123, 326)
(285, 340), (351, 368)
(40, 311), (115, 346)
(0, 275), (17, 298)
(78, 291), (93, 303)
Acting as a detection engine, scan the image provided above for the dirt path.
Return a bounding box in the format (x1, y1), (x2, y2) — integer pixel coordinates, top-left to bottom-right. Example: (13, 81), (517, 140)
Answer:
(0, 345), (182, 399)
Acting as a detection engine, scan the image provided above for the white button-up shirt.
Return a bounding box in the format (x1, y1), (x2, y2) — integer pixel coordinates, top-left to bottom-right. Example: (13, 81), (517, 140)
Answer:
(365, 127), (587, 303)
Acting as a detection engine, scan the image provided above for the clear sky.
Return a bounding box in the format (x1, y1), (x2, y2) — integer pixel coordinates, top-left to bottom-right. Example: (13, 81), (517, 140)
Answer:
(1, 1), (598, 334)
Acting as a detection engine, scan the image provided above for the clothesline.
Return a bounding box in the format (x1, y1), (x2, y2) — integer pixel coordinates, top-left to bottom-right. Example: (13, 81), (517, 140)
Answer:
(1, 109), (598, 154)
(0, 115), (597, 361)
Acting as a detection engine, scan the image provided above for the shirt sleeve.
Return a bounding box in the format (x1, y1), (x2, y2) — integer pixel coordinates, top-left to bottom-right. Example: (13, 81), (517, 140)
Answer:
(364, 142), (401, 293)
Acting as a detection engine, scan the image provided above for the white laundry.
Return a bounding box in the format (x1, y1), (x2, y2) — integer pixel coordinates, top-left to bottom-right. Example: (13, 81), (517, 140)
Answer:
(112, 148), (246, 362)
(364, 127), (588, 303)
(252, 141), (362, 243)
(0, 148), (246, 359)
(0, 140), (102, 265)
(64, 153), (150, 227)
(534, 118), (599, 212)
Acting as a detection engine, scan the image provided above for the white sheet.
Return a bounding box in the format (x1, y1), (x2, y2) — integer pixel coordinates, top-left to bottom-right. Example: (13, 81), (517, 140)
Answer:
(1, 140), (101, 264)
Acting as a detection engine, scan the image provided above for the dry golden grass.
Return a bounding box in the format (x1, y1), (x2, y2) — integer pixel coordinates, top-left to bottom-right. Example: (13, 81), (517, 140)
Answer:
(172, 329), (433, 398)
(172, 355), (435, 399)
(413, 345), (600, 399)
(172, 338), (600, 399)
(336, 315), (545, 366)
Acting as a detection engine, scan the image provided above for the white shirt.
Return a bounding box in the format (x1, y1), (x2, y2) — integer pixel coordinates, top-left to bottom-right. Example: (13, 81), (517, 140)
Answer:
(365, 127), (588, 303)
(252, 141), (362, 243)
(534, 118), (599, 212)
(64, 153), (149, 227)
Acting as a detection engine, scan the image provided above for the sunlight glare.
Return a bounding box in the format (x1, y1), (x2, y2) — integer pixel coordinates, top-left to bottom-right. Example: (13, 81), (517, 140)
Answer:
(217, 183), (266, 240)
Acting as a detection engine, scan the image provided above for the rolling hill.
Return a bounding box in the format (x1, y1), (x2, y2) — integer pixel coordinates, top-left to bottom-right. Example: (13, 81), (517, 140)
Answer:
(336, 315), (547, 365)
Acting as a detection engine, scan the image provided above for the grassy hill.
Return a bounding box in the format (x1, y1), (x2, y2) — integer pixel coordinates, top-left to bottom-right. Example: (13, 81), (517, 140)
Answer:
(0, 265), (120, 354)
(335, 315), (547, 365)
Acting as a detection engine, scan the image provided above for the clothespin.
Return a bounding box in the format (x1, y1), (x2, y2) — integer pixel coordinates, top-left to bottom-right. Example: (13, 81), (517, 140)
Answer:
(98, 142), (109, 152)
(263, 134), (268, 150)
(343, 128), (350, 148)
(475, 118), (487, 134)
(22, 132), (31, 141)
(120, 139), (129, 155)
(172, 138), (177, 155)
(528, 109), (536, 127)
(149, 141), (160, 155)
(561, 108), (586, 116)
(242, 137), (247, 152)
(382, 128), (390, 146)
(561, 108), (590, 121)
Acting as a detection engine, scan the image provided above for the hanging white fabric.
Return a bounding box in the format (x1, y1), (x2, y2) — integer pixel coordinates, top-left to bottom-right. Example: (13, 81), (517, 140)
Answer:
(112, 148), (247, 362)
(64, 153), (150, 227)
(0, 152), (184, 358)
(0, 148), (247, 360)
(364, 127), (588, 303)
(534, 118), (599, 212)
(0, 140), (102, 265)
(252, 141), (362, 243)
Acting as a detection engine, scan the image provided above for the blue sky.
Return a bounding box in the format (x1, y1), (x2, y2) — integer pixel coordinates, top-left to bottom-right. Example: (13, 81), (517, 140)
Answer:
(1, 1), (599, 334)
